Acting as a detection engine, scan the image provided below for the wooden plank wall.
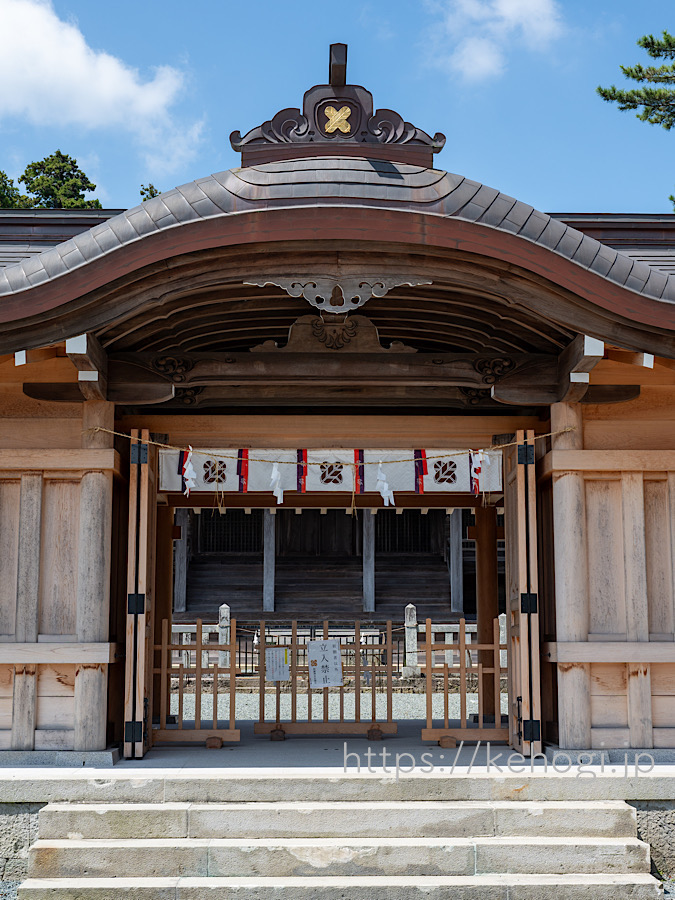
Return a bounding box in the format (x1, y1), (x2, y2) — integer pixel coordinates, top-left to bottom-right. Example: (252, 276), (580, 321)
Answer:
(546, 394), (675, 750)
(0, 394), (119, 752)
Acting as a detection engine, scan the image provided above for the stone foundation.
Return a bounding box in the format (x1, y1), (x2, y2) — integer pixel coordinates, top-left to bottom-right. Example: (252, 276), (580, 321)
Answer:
(0, 804), (44, 884)
(632, 801), (675, 879)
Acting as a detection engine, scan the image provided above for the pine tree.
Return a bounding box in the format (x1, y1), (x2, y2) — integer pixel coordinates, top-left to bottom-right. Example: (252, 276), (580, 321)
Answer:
(19, 150), (101, 209)
(597, 30), (675, 129)
(598, 31), (675, 209)
(140, 184), (161, 202)
(0, 171), (32, 209)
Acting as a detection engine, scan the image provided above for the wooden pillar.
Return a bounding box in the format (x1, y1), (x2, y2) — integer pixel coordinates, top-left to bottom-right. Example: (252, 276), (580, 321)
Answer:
(475, 505), (499, 718)
(449, 510), (464, 615)
(173, 508), (189, 614)
(363, 510), (375, 613)
(153, 506), (174, 721)
(263, 509), (275, 613)
(623, 471), (652, 748)
(74, 402), (114, 751)
(14, 474), (42, 644)
(551, 401), (592, 749)
(11, 473), (43, 750)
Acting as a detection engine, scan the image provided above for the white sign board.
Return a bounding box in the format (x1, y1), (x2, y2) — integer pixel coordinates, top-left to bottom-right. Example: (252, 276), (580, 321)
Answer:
(265, 647), (290, 682)
(308, 639), (343, 689)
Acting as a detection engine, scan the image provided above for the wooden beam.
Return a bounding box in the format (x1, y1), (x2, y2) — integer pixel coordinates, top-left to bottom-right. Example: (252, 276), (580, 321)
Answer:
(0, 449), (120, 474)
(14, 347), (59, 366)
(117, 350), (556, 389)
(490, 335), (604, 405)
(0, 643), (118, 664)
(581, 385), (640, 404)
(606, 349), (655, 368)
(23, 382), (175, 405)
(543, 642), (675, 663)
(66, 333), (108, 401)
(541, 449), (675, 477)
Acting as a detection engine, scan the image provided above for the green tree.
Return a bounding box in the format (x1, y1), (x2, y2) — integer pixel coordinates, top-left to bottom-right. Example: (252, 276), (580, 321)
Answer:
(140, 183), (160, 201)
(0, 170), (32, 209)
(598, 31), (675, 207)
(18, 150), (102, 209)
(598, 30), (675, 128)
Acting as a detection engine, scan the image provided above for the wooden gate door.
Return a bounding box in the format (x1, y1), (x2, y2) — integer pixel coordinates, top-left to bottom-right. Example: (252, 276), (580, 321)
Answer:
(504, 429), (542, 757)
(123, 428), (158, 758)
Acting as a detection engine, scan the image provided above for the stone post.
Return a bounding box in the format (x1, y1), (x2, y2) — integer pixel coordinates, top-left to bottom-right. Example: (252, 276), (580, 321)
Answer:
(219, 603), (231, 669)
(403, 603), (420, 677)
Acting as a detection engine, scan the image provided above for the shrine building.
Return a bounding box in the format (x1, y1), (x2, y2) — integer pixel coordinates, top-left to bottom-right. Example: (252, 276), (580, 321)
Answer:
(2, 44), (675, 759)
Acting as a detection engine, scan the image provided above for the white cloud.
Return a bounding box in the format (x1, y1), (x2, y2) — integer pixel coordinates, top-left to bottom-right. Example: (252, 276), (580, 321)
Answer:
(424, 0), (564, 81)
(0, 0), (203, 172)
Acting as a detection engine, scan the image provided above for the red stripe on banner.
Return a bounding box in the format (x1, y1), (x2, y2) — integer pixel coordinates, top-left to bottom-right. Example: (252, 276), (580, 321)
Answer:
(297, 449), (307, 493)
(421, 449), (428, 476)
(238, 449), (249, 492)
(354, 449), (364, 494)
(414, 449), (424, 494)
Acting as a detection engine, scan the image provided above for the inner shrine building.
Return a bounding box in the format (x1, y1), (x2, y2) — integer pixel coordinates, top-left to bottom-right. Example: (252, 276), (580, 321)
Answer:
(2, 44), (675, 758)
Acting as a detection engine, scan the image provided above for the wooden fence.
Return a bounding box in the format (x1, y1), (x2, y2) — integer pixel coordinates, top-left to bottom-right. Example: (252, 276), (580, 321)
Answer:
(149, 615), (509, 747)
(152, 618), (240, 746)
(254, 619), (397, 738)
(421, 617), (508, 743)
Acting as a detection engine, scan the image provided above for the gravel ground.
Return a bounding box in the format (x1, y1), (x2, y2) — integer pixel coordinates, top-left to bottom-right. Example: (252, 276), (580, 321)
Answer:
(171, 691), (508, 721)
(0, 884), (18, 899)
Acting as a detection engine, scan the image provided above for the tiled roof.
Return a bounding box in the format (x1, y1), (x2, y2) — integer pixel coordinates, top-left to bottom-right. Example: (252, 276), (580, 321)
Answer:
(0, 158), (673, 303)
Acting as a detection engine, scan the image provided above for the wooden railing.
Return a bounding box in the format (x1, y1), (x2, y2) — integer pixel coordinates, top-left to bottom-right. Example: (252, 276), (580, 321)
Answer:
(254, 619), (397, 738)
(421, 617), (508, 744)
(150, 615), (509, 748)
(152, 618), (240, 746)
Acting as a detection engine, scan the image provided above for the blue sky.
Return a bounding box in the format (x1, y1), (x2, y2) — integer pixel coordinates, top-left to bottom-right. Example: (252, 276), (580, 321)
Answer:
(1, 0), (674, 212)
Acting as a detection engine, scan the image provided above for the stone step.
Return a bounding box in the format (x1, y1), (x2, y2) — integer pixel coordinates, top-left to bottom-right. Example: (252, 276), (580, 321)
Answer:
(37, 800), (639, 840)
(4, 773), (672, 805)
(28, 836), (650, 879)
(17, 872), (665, 899)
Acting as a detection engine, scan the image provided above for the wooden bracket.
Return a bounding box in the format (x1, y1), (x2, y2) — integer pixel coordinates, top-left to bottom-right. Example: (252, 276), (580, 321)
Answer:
(556, 334), (604, 402)
(66, 333), (108, 400)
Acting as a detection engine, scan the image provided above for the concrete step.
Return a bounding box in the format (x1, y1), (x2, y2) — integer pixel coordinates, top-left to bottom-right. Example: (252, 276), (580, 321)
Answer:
(37, 799), (639, 840)
(17, 873), (665, 899)
(28, 836), (650, 879)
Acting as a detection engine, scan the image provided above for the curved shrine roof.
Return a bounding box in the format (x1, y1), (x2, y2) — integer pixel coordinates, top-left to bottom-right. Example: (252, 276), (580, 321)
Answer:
(0, 156), (672, 311)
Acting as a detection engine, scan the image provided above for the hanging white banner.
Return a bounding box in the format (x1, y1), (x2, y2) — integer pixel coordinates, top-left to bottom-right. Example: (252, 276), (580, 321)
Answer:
(158, 448), (503, 496)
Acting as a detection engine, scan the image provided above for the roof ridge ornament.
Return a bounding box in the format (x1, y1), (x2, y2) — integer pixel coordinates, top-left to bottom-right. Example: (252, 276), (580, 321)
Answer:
(230, 43), (446, 167)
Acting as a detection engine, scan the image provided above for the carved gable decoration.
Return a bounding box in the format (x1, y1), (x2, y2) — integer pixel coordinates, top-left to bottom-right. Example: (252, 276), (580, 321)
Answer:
(250, 314), (417, 354)
(244, 274), (432, 315)
(230, 44), (445, 167)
